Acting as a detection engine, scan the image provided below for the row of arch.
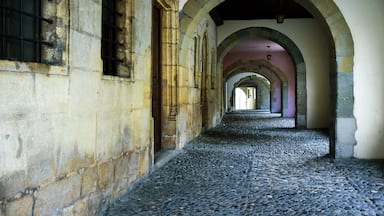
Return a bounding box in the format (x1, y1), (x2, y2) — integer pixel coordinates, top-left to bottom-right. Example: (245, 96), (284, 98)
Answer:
(224, 59), (290, 117)
(219, 27), (306, 127)
(178, 0), (356, 158)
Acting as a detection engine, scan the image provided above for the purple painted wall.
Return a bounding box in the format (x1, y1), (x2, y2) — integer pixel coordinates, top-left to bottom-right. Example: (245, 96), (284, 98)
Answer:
(223, 42), (296, 117)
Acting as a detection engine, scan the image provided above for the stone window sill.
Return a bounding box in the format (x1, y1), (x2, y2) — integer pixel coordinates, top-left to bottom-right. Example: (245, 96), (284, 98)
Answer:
(0, 60), (68, 76)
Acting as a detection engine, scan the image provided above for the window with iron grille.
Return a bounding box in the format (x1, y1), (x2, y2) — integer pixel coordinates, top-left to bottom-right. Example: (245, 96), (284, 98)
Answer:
(0, 0), (53, 63)
(101, 0), (131, 77)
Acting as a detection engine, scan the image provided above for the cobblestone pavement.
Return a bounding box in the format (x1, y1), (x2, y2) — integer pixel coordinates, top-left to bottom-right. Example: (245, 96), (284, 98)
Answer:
(105, 112), (384, 215)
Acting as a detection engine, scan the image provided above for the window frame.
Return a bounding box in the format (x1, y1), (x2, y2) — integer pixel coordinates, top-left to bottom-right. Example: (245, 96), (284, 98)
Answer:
(0, 0), (54, 63)
(0, 0), (68, 76)
(101, 0), (133, 79)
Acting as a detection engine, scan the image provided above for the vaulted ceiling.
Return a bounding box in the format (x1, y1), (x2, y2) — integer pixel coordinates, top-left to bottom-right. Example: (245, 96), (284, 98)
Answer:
(209, 0), (313, 26)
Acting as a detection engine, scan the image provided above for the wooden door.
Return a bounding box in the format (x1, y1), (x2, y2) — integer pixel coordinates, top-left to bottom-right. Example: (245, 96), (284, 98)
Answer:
(201, 36), (208, 128)
(152, 5), (162, 153)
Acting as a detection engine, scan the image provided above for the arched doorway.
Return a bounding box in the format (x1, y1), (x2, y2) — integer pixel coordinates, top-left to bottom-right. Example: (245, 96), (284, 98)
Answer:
(231, 75), (271, 111)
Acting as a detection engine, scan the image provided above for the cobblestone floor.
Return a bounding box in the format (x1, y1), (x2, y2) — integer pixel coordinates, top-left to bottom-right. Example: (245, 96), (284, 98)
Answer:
(105, 111), (384, 215)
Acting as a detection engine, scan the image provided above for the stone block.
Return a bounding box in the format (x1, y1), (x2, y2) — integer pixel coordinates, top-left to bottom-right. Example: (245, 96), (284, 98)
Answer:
(27, 151), (55, 188)
(114, 178), (130, 195)
(98, 161), (115, 189)
(335, 117), (357, 158)
(128, 151), (139, 176)
(115, 156), (130, 180)
(34, 74), (69, 114)
(54, 115), (96, 176)
(81, 167), (98, 197)
(55, 148), (95, 180)
(335, 33), (354, 57)
(69, 70), (100, 113)
(137, 151), (150, 177)
(326, 11), (344, 26)
(69, 30), (102, 71)
(5, 195), (33, 216)
(79, 0), (101, 36)
(96, 111), (121, 161)
(312, 0), (338, 18)
(131, 83), (144, 109)
(182, 1), (201, 19)
(60, 205), (74, 216)
(335, 73), (354, 117)
(73, 197), (91, 216)
(34, 174), (81, 216)
(87, 193), (102, 215)
(0, 171), (25, 200)
(336, 56), (353, 73)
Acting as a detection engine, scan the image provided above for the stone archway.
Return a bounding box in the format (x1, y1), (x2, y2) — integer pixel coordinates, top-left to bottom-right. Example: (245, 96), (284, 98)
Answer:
(218, 28), (304, 126)
(231, 75), (271, 111)
(224, 59), (289, 116)
(180, 0), (355, 158)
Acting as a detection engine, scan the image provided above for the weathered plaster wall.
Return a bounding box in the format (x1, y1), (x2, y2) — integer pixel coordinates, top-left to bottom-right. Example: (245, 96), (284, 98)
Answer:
(334, 0), (384, 159)
(0, 0), (152, 215)
(217, 19), (331, 128)
(177, 15), (219, 147)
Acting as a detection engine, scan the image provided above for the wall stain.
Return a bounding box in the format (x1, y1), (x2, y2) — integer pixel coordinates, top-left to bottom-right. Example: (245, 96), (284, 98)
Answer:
(16, 134), (23, 159)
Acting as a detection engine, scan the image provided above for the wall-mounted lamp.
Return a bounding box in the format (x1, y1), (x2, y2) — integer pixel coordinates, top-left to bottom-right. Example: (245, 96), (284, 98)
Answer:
(276, 14), (285, 24)
(266, 45), (272, 61)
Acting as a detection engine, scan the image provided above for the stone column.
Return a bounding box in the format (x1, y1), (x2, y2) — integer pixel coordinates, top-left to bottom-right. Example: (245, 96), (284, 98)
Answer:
(296, 62), (306, 128)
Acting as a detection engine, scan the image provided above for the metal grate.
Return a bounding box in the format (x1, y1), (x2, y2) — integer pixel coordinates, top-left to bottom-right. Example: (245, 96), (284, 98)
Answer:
(0, 0), (53, 62)
(101, 0), (124, 76)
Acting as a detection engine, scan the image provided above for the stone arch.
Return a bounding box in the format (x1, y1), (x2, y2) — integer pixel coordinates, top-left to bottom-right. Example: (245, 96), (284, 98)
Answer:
(219, 28), (303, 123)
(224, 59), (288, 116)
(180, 0), (355, 158)
(230, 75), (271, 111)
(224, 59), (288, 82)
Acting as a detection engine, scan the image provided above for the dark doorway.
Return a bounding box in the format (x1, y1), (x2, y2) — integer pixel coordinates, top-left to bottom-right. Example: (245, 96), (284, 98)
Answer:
(152, 4), (162, 153)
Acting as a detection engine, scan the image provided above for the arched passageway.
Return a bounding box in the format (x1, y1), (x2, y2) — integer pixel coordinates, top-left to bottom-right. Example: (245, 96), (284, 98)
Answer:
(231, 75), (271, 111)
(179, 0), (355, 158)
(224, 59), (289, 117)
(218, 27), (304, 127)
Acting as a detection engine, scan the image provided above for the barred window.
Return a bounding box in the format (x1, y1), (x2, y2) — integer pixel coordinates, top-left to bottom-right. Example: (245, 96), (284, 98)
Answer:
(0, 0), (53, 62)
(101, 0), (131, 77)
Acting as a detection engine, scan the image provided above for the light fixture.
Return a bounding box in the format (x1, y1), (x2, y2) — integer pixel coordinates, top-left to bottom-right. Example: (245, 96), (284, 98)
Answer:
(276, 0), (285, 24)
(276, 14), (285, 24)
(266, 45), (272, 61)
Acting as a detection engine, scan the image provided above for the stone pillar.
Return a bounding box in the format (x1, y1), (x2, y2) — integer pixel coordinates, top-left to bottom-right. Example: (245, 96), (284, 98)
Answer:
(296, 62), (306, 128)
(334, 72), (356, 158)
(282, 82), (289, 117)
(156, 0), (179, 149)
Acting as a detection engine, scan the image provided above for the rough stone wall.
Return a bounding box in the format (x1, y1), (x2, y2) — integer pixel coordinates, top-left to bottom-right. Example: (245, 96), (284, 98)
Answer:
(177, 16), (219, 147)
(0, 0), (152, 215)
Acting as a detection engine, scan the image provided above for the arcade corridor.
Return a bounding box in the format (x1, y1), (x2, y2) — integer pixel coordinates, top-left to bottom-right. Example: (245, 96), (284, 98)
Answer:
(105, 112), (384, 215)
(1, 0), (383, 215)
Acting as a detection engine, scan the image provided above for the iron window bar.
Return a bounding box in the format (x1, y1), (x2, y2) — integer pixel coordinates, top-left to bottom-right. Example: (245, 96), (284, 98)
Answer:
(0, 0), (54, 63)
(101, 0), (125, 76)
